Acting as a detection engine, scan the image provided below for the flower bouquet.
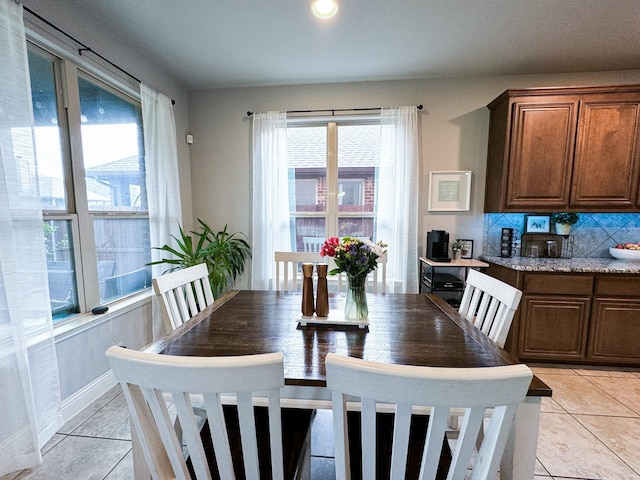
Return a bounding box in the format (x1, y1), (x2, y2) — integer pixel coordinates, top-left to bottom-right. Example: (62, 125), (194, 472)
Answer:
(320, 237), (387, 320)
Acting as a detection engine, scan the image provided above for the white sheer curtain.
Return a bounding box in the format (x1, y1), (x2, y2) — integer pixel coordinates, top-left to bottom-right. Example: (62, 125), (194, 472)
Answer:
(377, 106), (419, 293)
(0, 0), (63, 474)
(251, 111), (290, 290)
(141, 83), (182, 338)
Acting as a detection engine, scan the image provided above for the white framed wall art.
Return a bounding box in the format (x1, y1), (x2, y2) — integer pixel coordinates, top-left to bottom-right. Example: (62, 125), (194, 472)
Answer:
(427, 171), (472, 212)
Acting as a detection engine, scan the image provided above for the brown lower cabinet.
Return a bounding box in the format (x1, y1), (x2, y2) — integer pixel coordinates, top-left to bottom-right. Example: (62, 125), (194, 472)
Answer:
(520, 296), (592, 361)
(488, 264), (640, 366)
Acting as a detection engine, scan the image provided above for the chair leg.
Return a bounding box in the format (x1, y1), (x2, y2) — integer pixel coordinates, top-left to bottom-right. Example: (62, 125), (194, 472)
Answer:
(174, 406), (207, 446)
(448, 414), (459, 430)
(174, 416), (184, 445)
(475, 418), (486, 451)
(298, 445), (311, 480)
(295, 414), (314, 480)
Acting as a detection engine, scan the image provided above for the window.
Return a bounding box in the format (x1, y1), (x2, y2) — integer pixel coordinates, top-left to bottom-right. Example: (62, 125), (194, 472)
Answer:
(28, 45), (151, 321)
(287, 121), (381, 251)
(253, 107), (418, 293)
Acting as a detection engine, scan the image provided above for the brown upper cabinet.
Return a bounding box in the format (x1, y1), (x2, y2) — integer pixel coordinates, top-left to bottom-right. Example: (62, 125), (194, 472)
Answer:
(484, 85), (640, 212)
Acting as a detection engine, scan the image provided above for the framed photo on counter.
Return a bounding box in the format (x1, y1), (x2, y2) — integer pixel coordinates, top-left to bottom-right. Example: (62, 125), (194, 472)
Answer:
(524, 215), (551, 234)
(459, 239), (473, 259)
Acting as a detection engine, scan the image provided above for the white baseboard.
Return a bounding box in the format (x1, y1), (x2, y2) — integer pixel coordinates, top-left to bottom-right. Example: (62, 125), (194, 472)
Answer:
(61, 370), (118, 423)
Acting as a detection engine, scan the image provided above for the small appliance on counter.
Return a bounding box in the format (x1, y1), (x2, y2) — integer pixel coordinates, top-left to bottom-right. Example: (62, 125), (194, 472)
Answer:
(426, 230), (450, 262)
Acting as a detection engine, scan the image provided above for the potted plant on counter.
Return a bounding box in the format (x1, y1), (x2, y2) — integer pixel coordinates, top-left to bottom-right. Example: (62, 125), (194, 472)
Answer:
(550, 212), (579, 236)
(450, 239), (464, 260)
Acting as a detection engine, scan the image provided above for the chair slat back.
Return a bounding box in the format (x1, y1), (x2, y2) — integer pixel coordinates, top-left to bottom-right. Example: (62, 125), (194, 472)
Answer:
(274, 251), (386, 293)
(274, 251), (324, 291)
(302, 236), (325, 252)
(152, 264), (214, 331)
(106, 346), (287, 480)
(458, 269), (522, 348)
(335, 253), (387, 294)
(325, 353), (532, 480)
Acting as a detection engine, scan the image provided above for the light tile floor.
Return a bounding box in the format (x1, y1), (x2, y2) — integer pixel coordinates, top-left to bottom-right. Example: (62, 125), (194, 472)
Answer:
(3, 363), (639, 480)
(531, 364), (640, 480)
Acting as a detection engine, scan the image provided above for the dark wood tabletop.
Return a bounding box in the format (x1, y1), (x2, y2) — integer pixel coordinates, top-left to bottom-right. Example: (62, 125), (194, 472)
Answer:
(145, 290), (551, 397)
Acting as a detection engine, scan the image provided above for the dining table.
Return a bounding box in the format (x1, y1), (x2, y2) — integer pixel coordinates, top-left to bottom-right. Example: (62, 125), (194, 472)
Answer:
(136, 289), (551, 480)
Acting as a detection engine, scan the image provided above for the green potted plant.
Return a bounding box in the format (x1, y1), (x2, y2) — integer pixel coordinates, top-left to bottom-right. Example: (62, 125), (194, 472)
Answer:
(149, 219), (252, 297)
(450, 239), (464, 260)
(550, 212), (579, 236)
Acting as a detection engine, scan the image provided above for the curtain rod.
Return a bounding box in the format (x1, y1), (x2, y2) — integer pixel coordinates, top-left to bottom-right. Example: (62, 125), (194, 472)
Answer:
(246, 104), (423, 117)
(23, 6), (176, 106)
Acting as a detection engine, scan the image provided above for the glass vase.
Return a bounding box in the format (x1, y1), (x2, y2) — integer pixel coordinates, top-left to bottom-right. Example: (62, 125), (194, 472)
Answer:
(345, 274), (368, 321)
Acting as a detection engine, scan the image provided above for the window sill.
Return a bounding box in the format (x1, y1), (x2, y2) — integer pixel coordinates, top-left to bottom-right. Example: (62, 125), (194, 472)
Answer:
(53, 289), (153, 342)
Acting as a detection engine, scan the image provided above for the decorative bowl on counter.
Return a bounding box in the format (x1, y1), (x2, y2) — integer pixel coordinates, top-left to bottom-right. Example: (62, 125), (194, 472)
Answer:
(609, 246), (640, 260)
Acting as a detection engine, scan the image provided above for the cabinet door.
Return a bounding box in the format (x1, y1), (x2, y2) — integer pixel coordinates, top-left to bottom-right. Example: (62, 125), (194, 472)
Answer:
(571, 97), (640, 209)
(588, 298), (640, 364)
(518, 295), (591, 361)
(505, 100), (578, 209)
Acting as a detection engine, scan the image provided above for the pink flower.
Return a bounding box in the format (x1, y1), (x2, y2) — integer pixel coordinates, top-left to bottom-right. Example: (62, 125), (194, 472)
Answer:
(320, 237), (340, 257)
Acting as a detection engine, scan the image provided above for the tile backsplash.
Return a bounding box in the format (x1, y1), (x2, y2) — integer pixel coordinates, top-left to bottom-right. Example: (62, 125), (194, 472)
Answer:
(483, 213), (640, 258)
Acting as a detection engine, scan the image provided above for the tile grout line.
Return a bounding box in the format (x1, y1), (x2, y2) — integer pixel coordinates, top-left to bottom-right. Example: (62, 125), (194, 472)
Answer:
(101, 446), (132, 480)
(533, 368), (640, 480)
(570, 410), (640, 478)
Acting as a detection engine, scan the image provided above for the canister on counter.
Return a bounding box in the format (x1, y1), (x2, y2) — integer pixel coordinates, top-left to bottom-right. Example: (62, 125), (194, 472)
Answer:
(501, 227), (514, 257)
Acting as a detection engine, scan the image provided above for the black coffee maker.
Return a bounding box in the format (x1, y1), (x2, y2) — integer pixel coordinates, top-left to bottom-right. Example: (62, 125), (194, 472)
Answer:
(426, 230), (451, 262)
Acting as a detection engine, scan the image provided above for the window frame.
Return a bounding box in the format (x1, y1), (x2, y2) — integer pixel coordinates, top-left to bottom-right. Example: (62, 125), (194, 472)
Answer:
(27, 39), (151, 324)
(287, 117), (380, 244)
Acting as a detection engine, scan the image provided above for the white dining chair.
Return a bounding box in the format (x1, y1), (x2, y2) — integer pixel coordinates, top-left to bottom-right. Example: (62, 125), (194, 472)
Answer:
(335, 253), (387, 294)
(451, 269), (523, 431)
(302, 236), (325, 252)
(325, 353), (532, 480)
(458, 269), (523, 348)
(106, 346), (315, 480)
(152, 263), (214, 332)
(274, 251), (324, 291)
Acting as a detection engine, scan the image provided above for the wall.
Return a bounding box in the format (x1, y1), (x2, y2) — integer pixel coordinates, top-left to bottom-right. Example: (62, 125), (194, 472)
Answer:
(56, 301), (152, 399)
(188, 69), (640, 287)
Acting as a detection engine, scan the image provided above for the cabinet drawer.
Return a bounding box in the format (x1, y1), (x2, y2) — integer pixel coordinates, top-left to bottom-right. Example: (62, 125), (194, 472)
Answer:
(596, 275), (640, 296)
(524, 274), (594, 295)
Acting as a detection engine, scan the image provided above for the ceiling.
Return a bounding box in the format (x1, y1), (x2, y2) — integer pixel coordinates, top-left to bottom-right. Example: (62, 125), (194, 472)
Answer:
(68, 0), (640, 90)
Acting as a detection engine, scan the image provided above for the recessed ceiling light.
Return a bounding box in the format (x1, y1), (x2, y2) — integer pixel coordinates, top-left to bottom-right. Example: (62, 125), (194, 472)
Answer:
(311, 0), (338, 19)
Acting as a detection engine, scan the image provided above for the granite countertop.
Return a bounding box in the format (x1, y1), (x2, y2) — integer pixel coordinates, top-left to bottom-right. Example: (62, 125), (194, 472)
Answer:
(479, 255), (640, 274)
